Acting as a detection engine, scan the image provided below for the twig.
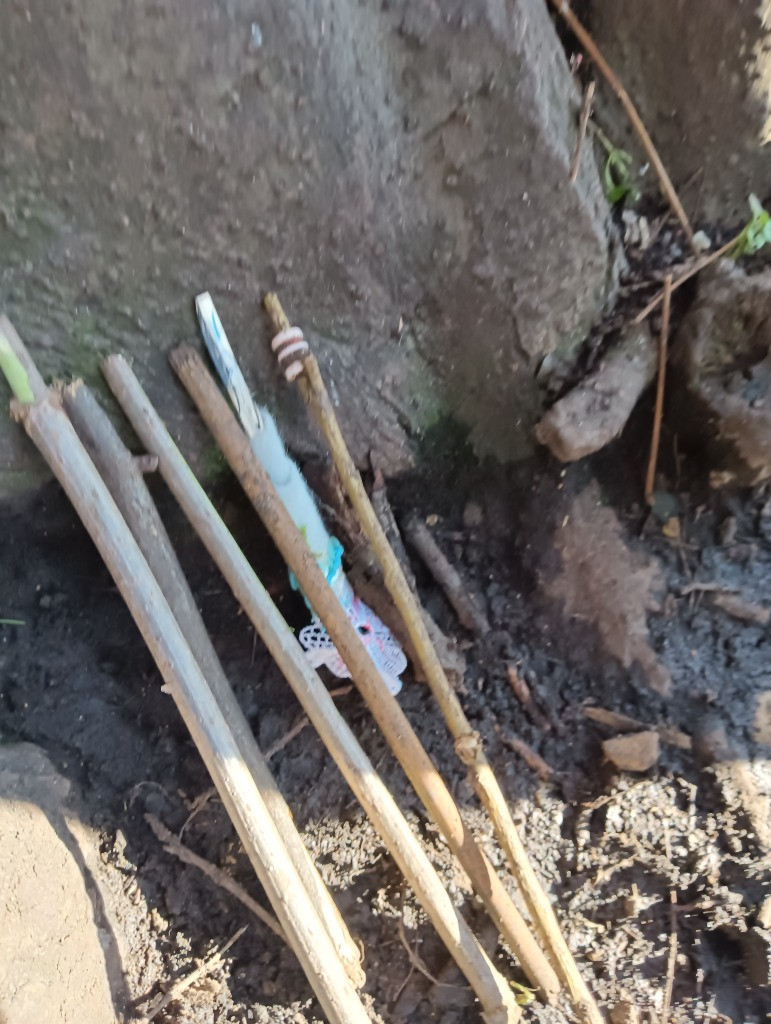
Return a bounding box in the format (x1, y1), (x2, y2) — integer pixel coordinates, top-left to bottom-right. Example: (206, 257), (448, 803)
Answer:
(107, 352), (522, 1022)
(506, 665), (553, 733)
(569, 80), (595, 183)
(397, 920), (464, 990)
(645, 274), (672, 504)
(264, 294), (601, 1023)
(144, 925), (247, 1022)
(632, 236), (737, 324)
(660, 890), (678, 1024)
(548, 0), (695, 249)
(146, 814), (284, 939)
(500, 733), (553, 782)
(403, 515), (490, 635)
(679, 582), (738, 597)
(711, 592), (770, 626)
(582, 707), (691, 751)
(264, 686), (354, 760)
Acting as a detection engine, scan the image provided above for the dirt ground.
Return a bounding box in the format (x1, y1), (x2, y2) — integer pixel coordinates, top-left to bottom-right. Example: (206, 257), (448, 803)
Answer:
(1, 403), (770, 1024)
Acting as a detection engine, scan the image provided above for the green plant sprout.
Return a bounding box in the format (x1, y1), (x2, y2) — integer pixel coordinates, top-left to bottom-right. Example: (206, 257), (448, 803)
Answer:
(510, 979), (536, 1007)
(590, 123), (640, 205)
(730, 194), (771, 258)
(0, 329), (34, 403)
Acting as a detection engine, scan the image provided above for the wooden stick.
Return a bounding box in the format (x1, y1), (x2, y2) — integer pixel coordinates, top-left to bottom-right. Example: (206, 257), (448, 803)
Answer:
(632, 237), (737, 324)
(403, 515), (490, 635)
(103, 354), (522, 1024)
(11, 392), (372, 1024)
(60, 380), (364, 988)
(644, 274), (672, 505)
(264, 295), (602, 1024)
(569, 80), (595, 184)
(164, 347), (557, 1004)
(547, 0), (694, 249)
(500, 734), (553, 782)
(144, 925), (247, 1022)
(145, 814), (284, 940)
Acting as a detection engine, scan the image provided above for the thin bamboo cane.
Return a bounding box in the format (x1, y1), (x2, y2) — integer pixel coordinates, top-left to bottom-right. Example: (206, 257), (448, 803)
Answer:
(10, 391), (372, 1024)
(60, 380), (365, 988)
(263, 295), (603, 1024)
(103, 353), (522, 1024)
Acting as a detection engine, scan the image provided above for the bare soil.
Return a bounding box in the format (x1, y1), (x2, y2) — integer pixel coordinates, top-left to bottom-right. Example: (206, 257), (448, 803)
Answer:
(1, 431), (769, 1023)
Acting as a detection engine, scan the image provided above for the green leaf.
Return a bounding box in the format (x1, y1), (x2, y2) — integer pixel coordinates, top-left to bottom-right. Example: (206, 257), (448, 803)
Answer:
(0, 618), (26, 626)
(731, 194), (771, 258)
(602, 147), (639, 205)
(509, 980), (536, 1007)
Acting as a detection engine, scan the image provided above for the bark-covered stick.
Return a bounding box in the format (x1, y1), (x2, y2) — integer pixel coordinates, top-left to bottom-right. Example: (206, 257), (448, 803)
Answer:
(11, 392), (372, 1024)
(61, 380), (365, 989)
(103, 353), (522, 1024)
(264, 294), (603, 1024)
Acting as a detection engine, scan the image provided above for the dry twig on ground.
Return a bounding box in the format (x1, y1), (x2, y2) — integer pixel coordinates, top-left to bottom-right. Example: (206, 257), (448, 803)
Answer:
(548, 0), (695, 249)
(143, 926), (247, 1022)
(645, 274), (673, 505)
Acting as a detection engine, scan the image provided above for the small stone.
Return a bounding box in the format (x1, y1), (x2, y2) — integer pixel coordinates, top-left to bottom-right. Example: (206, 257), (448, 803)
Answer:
(610, 1001), (639, 1024)
(602, 731), (660, 772)
(463, 501), (483, 529)
(610, 1000), (640, 1024)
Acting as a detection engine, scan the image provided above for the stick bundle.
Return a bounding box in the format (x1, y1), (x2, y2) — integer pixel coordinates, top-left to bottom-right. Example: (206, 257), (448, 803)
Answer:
(103, 354), (521, 1024)
(10, 390), (371, 1024)
(163, 345), (558, 1005)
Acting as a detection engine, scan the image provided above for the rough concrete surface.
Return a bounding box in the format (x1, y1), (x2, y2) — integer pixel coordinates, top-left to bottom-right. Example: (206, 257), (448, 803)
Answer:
(591, 0), (771, 223)
(0, 744), (115, 1024)
(0, 0), (619, 496)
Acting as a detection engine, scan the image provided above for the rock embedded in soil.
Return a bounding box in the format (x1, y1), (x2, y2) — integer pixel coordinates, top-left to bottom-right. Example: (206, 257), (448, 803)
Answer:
(0, 0), (621, 499)
(673, 261), (771, 486)
(534, 323), (657, 462)
(0, 744), (115, 1024)
(601, 730), (660, 772)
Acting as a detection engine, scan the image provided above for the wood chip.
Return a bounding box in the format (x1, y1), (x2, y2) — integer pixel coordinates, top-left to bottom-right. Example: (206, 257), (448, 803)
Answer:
(583, 706), (691, 750)
(601, 731), (660, 772)
(712, 592), (770, 626)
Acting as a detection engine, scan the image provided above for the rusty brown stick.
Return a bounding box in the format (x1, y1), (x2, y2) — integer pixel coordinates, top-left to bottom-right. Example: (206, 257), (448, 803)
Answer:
(264, 294), (603, 1024)
(644, 274), (672, 505)
(11, 392), (372, 1024)
(633, 237), (737, 324)
(548, 0), (694, 249)
(104, 353), (522, 1023)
